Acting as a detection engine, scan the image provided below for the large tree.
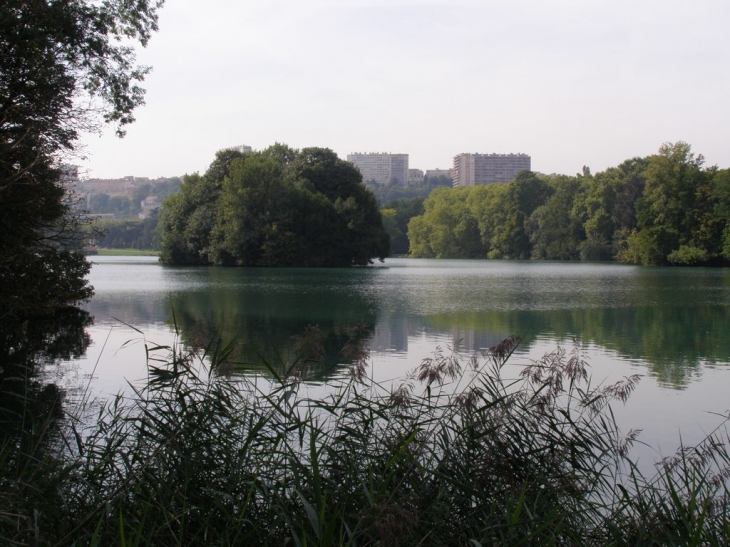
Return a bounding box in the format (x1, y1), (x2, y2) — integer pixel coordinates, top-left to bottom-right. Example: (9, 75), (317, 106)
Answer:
(526, 175), (585, 260)
(160, 146), (390, 267)
(620, 142), (718, 265)
(0, 0), (164, 322)
(408, 186), (485, 259)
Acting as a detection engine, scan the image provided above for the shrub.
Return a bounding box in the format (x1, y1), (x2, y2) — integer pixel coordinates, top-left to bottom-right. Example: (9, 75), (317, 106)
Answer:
(667, 245), (709, 265)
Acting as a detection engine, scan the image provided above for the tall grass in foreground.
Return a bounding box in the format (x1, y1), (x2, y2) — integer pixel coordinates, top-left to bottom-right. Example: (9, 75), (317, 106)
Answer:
(2, 330), (729, 546)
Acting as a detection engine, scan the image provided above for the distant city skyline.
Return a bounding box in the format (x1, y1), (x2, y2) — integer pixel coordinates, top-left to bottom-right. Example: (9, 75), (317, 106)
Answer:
(76, 1), (730, 180)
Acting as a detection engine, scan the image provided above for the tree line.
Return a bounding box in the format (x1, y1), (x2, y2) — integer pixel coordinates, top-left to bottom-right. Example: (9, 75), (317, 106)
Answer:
(159, 145), (390, 267)
(94, 213), (160, 250)
(407, 142), (730, 265)
(365, 174), (452, 205)
(88, 177), (181, 218)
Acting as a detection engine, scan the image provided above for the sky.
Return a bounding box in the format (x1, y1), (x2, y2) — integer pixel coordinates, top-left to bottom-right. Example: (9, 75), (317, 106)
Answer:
(77, 0), (730, 179)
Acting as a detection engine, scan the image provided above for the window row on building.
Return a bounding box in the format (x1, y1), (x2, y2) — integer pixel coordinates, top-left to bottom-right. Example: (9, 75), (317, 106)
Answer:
(348, 152), (530, 188)
(451, 153), (531, 187)
(346, 152), (410, 186)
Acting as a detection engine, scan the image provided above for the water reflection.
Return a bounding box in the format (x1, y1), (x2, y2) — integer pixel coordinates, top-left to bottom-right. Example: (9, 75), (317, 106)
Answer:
(169, 269), (379, 380)
(82, 257), (730, 388)
(0, 307), (92, 440)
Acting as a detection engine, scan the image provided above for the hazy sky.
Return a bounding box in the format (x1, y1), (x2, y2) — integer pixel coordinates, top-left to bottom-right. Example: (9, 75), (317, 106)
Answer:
(77, 0), (730, 179)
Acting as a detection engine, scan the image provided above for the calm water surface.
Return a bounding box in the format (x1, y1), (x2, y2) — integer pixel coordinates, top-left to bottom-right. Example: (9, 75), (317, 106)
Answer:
(54, 256), (730, 463)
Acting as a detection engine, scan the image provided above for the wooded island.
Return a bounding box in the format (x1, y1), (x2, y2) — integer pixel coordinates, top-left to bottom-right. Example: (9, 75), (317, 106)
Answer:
(159, 145), (390, 267)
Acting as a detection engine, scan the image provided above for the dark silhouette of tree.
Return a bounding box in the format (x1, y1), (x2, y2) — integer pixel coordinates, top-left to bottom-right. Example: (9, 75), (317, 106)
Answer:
(1, 0), (164, 322)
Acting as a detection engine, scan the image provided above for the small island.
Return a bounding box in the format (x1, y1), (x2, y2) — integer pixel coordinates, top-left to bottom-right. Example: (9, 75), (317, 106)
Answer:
(159, 145), (390, 267)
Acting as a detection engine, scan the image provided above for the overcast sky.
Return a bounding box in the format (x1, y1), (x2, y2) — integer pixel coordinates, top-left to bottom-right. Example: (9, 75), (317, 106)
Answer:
(77, 0), (730, 179)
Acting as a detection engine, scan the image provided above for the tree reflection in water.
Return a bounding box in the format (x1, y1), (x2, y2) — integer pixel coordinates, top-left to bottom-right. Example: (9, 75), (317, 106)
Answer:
(0, 307), (91, 443)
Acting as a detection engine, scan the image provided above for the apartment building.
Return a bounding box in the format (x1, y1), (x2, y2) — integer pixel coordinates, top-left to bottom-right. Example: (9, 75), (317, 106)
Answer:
(226, 144), (253, 154)
(347, 152), (409, 186)
(452, 153), (531, 187)
(408, 169), (425, 186)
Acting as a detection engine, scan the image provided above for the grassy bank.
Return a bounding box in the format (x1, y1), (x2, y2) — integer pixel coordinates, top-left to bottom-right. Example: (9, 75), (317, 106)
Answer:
(2, 332), (729, 546)
(94, 248), (160, 256)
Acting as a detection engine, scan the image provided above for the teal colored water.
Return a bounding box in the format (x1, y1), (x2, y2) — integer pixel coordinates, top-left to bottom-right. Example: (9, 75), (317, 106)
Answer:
(60, 255), (730, 462)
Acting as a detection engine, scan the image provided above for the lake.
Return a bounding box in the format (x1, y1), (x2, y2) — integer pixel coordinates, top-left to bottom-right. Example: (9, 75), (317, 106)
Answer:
(54, 256), (730, 465)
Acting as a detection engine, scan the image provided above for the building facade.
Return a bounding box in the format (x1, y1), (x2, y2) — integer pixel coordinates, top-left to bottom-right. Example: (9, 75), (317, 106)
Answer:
(451, 153), (531, 187)
(346, 152), (409, 186)
(408, 169), (424, 186)
(225, 144), (253, 154)
(138, 195), (161, 219)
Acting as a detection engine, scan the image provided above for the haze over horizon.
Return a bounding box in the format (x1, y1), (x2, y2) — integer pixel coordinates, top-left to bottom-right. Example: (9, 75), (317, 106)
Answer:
(77, 0), (730, 180)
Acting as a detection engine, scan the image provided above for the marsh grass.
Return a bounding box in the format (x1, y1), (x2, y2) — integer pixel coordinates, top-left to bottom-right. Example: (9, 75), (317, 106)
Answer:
(1, 329), (729, 546)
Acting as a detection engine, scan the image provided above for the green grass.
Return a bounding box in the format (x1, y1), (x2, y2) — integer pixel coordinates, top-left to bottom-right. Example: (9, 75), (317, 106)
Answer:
(95, 248), (160, 256)
(2, 329), (729, 546)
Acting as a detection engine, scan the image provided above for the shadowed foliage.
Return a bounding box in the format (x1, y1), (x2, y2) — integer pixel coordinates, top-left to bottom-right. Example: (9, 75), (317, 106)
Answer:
(1, 0), (164, 322)
(160, 145), (390, 267)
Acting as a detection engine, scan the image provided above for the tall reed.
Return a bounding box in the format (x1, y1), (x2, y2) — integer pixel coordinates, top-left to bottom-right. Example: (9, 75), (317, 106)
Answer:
(1, 328), (729, 546)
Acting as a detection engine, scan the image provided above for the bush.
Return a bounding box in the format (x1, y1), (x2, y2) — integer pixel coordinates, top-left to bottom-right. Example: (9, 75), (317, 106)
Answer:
(667, 245), (709, 266)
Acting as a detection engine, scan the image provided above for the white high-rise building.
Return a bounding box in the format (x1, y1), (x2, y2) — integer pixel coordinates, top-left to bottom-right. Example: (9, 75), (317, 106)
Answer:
(346, 152), (409, 186)
(226, 144), (252, 154)
(452, 153), (531, 187)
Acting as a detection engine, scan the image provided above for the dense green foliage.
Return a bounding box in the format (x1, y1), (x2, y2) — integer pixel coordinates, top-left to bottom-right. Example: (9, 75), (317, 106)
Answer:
(409, 143), (730, 265)
(366, 174), (452, 205)
(2, 332), (729, 545)
(381, 197), (425, 255)
(160, 145), (390, 267)
(94, 212), (161, 250)
(89, 193), (136, 217)
(0, 0), (163, 322)
(88, 177), (182, 218)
